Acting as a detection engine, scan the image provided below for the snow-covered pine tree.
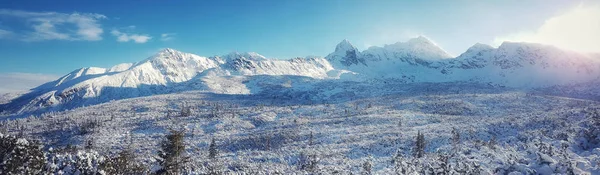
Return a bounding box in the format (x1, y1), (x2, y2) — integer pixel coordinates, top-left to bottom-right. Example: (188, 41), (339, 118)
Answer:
(208, 138), (218, 160)
(487, 135), (497, 150)
(308, 131), (314, 146)
(99, 148), (146, 175)
(361, 156), (372, 175)
(157, 129), (189, 175)
(392, 149), (406, 175)
(413, 131), (426, 158)
(451, 127), (460, 153)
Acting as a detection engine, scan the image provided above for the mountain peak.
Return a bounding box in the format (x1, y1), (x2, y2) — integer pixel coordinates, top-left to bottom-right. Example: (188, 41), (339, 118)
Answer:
(466, 43), (494, 52)
(153, 48), (184, 58)
(379, 36), (452, 59)
(456, 43), (496, 61)
(335, 39), (357, 52)
(407, 36), (433, 44)
(326, 39), (363, 66)
(159, 48), (177, 54)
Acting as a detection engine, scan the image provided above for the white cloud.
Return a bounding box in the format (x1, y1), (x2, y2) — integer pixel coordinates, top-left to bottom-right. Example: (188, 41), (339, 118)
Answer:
(160, 33), (175, 41)
(0, 73), (59, 94)
(111, 29), (151, 43)
(0, 29), (12, 38)
(494, 4), (600, 53)
(0, 9), (106, 41)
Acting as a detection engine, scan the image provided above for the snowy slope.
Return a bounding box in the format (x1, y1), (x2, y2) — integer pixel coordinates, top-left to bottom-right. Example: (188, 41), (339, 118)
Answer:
(3, 81), (600, 174)
(209, 52), (334, 78)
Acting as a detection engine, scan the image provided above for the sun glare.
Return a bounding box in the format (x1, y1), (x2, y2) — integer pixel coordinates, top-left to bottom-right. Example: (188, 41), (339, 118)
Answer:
(495, 4), (600, 53)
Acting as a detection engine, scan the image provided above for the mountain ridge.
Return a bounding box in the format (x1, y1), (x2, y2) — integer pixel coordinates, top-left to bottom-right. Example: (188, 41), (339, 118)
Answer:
(2, 37), (600, 114)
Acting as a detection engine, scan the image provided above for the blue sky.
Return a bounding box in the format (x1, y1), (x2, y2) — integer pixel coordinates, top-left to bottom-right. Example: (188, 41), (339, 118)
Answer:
(0, 0), (598, 92)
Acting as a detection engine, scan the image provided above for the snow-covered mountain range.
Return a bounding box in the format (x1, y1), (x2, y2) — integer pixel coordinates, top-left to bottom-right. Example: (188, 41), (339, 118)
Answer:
(327, 36), (600, 86)
(2, 36), (599, 114)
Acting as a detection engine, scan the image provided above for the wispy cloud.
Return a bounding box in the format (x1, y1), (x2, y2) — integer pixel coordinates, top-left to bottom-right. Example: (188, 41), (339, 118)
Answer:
(494, 4), (600, 53)
(0, 29), (12, 39)
(0, 72), (59, 94)
(0, 9), (106, 41)
(160, 33), (176, 41)
(111, 29), (152, 43)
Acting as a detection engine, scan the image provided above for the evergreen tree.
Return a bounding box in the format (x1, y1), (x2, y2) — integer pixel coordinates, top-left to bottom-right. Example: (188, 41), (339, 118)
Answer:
(361, 156), (372, 175)
(100, 148), (146, 175)
(392, 149), (412, 175)
(413, 131), (426, 158)
(205, 138), (222, 175)
(308, 131), (314, 146)
(451, 127), (461, 153)
(208, 138), (218, 160)
(157, 129), (189, 175)
(487, 135), (497, 150)
(265, 134), (271, 151)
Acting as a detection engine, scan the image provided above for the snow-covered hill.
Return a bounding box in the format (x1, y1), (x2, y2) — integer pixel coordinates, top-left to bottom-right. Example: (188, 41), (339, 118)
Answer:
(2, 37), (600, 114)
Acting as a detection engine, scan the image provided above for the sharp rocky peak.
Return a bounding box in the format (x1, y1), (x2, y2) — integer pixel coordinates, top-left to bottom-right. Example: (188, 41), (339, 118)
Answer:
(335, 39), (358, 52)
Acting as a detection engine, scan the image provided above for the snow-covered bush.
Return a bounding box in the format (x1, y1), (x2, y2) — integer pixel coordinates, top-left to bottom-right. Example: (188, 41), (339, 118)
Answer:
(99, 148), (147, 175)
(0, 133), (46, 175)
(391, 152), (483, 175)
(77, 119), (100, 135)
(578, 108), (600, 150)
(46, 149), (105, 175)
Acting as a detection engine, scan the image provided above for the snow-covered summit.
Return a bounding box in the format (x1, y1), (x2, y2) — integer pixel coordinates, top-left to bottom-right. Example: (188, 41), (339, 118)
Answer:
(371, 36), (452, 61)
(402, 36), (452, 59)
(326, 36), (454, 69)
(463, 43), (494, 53)
(335, 39), (357, 53)
(450, 43), (496, 69)
(325, 39), (363, 67)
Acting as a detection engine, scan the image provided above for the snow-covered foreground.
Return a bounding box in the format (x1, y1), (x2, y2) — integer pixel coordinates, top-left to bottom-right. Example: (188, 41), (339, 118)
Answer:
(1, 81), (599, 174)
